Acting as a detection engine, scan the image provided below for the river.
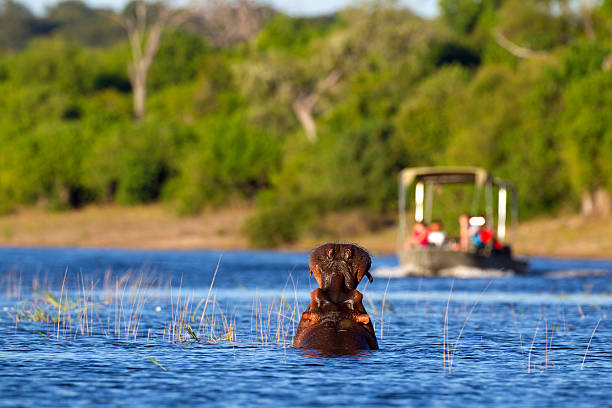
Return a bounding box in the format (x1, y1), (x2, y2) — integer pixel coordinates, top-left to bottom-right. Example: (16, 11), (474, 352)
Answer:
(0, 247), (610, 407)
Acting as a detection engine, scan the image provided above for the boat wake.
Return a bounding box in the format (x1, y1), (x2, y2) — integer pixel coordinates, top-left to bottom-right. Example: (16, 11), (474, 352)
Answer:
(372, 264), (515, 279)
(373, 265), (612, 279)
(542, 269), (612, 278)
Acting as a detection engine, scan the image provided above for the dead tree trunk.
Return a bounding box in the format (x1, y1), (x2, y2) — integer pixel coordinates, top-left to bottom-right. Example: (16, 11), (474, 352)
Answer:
(292, 95), (318, 143)
(581, 188), (611, 217)
(580, 0), (595, 41)
(122, 1), (187, 121)
(291, 69), (342, 143)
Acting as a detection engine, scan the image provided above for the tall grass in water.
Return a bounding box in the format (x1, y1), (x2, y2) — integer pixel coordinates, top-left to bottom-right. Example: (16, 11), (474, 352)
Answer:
(1, 261), (303, 346)
(3, 267), (606, 370)
(440, 282), (607, 375)
(581, 318), (601, 369)
(249, 271), (300, 346)
(1, 265), (236, 344)
(443, 280), (491, 375)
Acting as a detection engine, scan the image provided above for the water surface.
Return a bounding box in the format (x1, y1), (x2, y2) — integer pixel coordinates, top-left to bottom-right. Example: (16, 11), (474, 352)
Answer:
(0, 247), (610, 407)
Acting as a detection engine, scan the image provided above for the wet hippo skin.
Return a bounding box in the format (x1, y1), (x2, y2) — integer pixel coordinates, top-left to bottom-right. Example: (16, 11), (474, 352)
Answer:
(293, 243), (379, 351)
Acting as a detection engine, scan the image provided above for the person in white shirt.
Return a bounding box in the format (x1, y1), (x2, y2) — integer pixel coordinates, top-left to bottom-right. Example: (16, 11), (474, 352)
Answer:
(427, 221), (446, 247)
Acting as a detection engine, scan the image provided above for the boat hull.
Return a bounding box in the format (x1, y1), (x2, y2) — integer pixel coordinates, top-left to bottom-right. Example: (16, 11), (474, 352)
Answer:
(397, 247), (528, 276)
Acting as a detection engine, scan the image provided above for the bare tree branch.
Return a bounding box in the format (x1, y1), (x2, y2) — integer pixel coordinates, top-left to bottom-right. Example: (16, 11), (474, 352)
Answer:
(198, 0), (266, 46)
(580, 0), (595, 41)
(122, 1), (190, 121)
(292, 69), (342, 143)
(493, 29), (550, 60)
(603, 25), (612, 71)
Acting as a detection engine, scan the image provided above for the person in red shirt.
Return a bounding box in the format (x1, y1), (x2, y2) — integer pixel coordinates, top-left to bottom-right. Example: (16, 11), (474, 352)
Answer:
(472, 222), (503, 252)
(405, 221), (430, 249)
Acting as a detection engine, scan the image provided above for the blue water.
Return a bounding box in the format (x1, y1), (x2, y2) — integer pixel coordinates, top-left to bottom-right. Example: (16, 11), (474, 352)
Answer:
(0, 247), (610, 407)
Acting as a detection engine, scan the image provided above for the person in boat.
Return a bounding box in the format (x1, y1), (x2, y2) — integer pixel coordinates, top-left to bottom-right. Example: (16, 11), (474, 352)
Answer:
(405, 221), (430, 248)
(470, 217), (503, 254)
(458, 214), (489, 252)
(427, 220), (446, 247)
(458, 213), (471, 252)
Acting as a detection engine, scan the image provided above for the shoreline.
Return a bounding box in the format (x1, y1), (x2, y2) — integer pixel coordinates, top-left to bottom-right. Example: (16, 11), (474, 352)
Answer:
(0, 204), (611, 259)
(0, 243), (610, 261)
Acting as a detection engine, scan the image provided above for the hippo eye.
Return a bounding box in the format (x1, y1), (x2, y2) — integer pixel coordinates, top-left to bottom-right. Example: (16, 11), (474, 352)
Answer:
(344, 248), (352, 260)
(327, 248), (335, 259)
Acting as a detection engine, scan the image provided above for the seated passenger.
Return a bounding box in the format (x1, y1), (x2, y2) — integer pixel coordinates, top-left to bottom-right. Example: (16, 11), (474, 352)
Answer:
(427, 221), (446, 247)
(405, 221), (429, 248)
(471, 226), (489, 249)
(458, 214), (470, 252)
(470, 217), (503, 252)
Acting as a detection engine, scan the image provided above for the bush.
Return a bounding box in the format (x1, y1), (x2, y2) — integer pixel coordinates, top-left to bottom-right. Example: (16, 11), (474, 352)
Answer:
(243, 193), (315, 248)
(245, 120), (395, 247)
(164, 114), (281, 214)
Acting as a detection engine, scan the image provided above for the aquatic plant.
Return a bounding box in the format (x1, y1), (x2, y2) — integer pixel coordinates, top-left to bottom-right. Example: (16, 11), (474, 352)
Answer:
(0, 261), (311, 347)
(0, 266), (239, 344)
(581, 318), (602, 370)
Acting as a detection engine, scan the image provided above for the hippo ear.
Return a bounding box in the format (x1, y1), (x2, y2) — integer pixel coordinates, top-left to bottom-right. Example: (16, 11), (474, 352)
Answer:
(327, 247), (335, 259)
(356, 267), (373, 284)
(355, 252), (373, 284)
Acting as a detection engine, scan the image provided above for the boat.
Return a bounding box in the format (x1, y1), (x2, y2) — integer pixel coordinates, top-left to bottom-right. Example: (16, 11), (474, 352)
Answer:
(393, 166), (528, 276)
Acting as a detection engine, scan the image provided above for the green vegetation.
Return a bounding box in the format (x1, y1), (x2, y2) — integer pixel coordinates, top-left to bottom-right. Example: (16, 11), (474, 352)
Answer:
(1, 0), (611, 246)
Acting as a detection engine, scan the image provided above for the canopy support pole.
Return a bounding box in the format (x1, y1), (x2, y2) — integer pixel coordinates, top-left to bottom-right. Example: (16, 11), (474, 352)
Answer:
(498, 186), (507, 241)
(415, 182), (424, 223)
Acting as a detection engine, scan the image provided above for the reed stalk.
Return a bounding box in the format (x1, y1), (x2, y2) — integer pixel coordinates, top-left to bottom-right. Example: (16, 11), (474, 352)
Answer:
(380, 273), (391, 340)
(443, 281), (453, 374)
(527, 317), (541, 374)
(448, 280), (491, 374)
(56, 269), (67, 341)
(581, 318), (602, 369)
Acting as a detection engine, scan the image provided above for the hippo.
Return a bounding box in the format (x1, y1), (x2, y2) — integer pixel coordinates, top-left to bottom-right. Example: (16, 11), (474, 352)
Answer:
(293, 243), (379, 351)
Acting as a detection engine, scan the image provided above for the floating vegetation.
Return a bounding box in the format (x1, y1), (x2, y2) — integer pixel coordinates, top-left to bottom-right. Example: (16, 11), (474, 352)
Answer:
(149, 357), (167, 372)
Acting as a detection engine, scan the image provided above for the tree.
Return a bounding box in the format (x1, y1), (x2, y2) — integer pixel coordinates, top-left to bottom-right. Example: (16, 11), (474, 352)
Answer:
(199, 0), (272, 46)
(234, 13), (342, 140)
(237, 6), (432, 142)
(291, 68), (342, 142)
(121, 1), (190, 121)
(46, 0), (124, 47)
(439, 0), (487, 34)
(0, 0), (52, 51)
(558, 71), (612, 217)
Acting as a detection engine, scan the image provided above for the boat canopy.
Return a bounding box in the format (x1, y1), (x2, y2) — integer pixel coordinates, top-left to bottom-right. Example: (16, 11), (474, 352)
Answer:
(399, 166), (491, 188)
(398, 166), (518, 250)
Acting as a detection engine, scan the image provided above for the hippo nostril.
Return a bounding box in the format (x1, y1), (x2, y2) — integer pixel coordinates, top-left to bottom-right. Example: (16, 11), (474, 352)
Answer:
(344, 248), (351, 260)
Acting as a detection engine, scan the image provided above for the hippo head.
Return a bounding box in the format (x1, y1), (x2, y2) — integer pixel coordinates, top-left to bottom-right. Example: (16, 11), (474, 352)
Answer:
(308, 243), (373, 294)
(294, 243), (379, 352)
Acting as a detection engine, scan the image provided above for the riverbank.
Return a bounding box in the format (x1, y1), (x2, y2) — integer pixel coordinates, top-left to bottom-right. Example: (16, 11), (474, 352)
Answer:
(0, 204), (611, 258)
